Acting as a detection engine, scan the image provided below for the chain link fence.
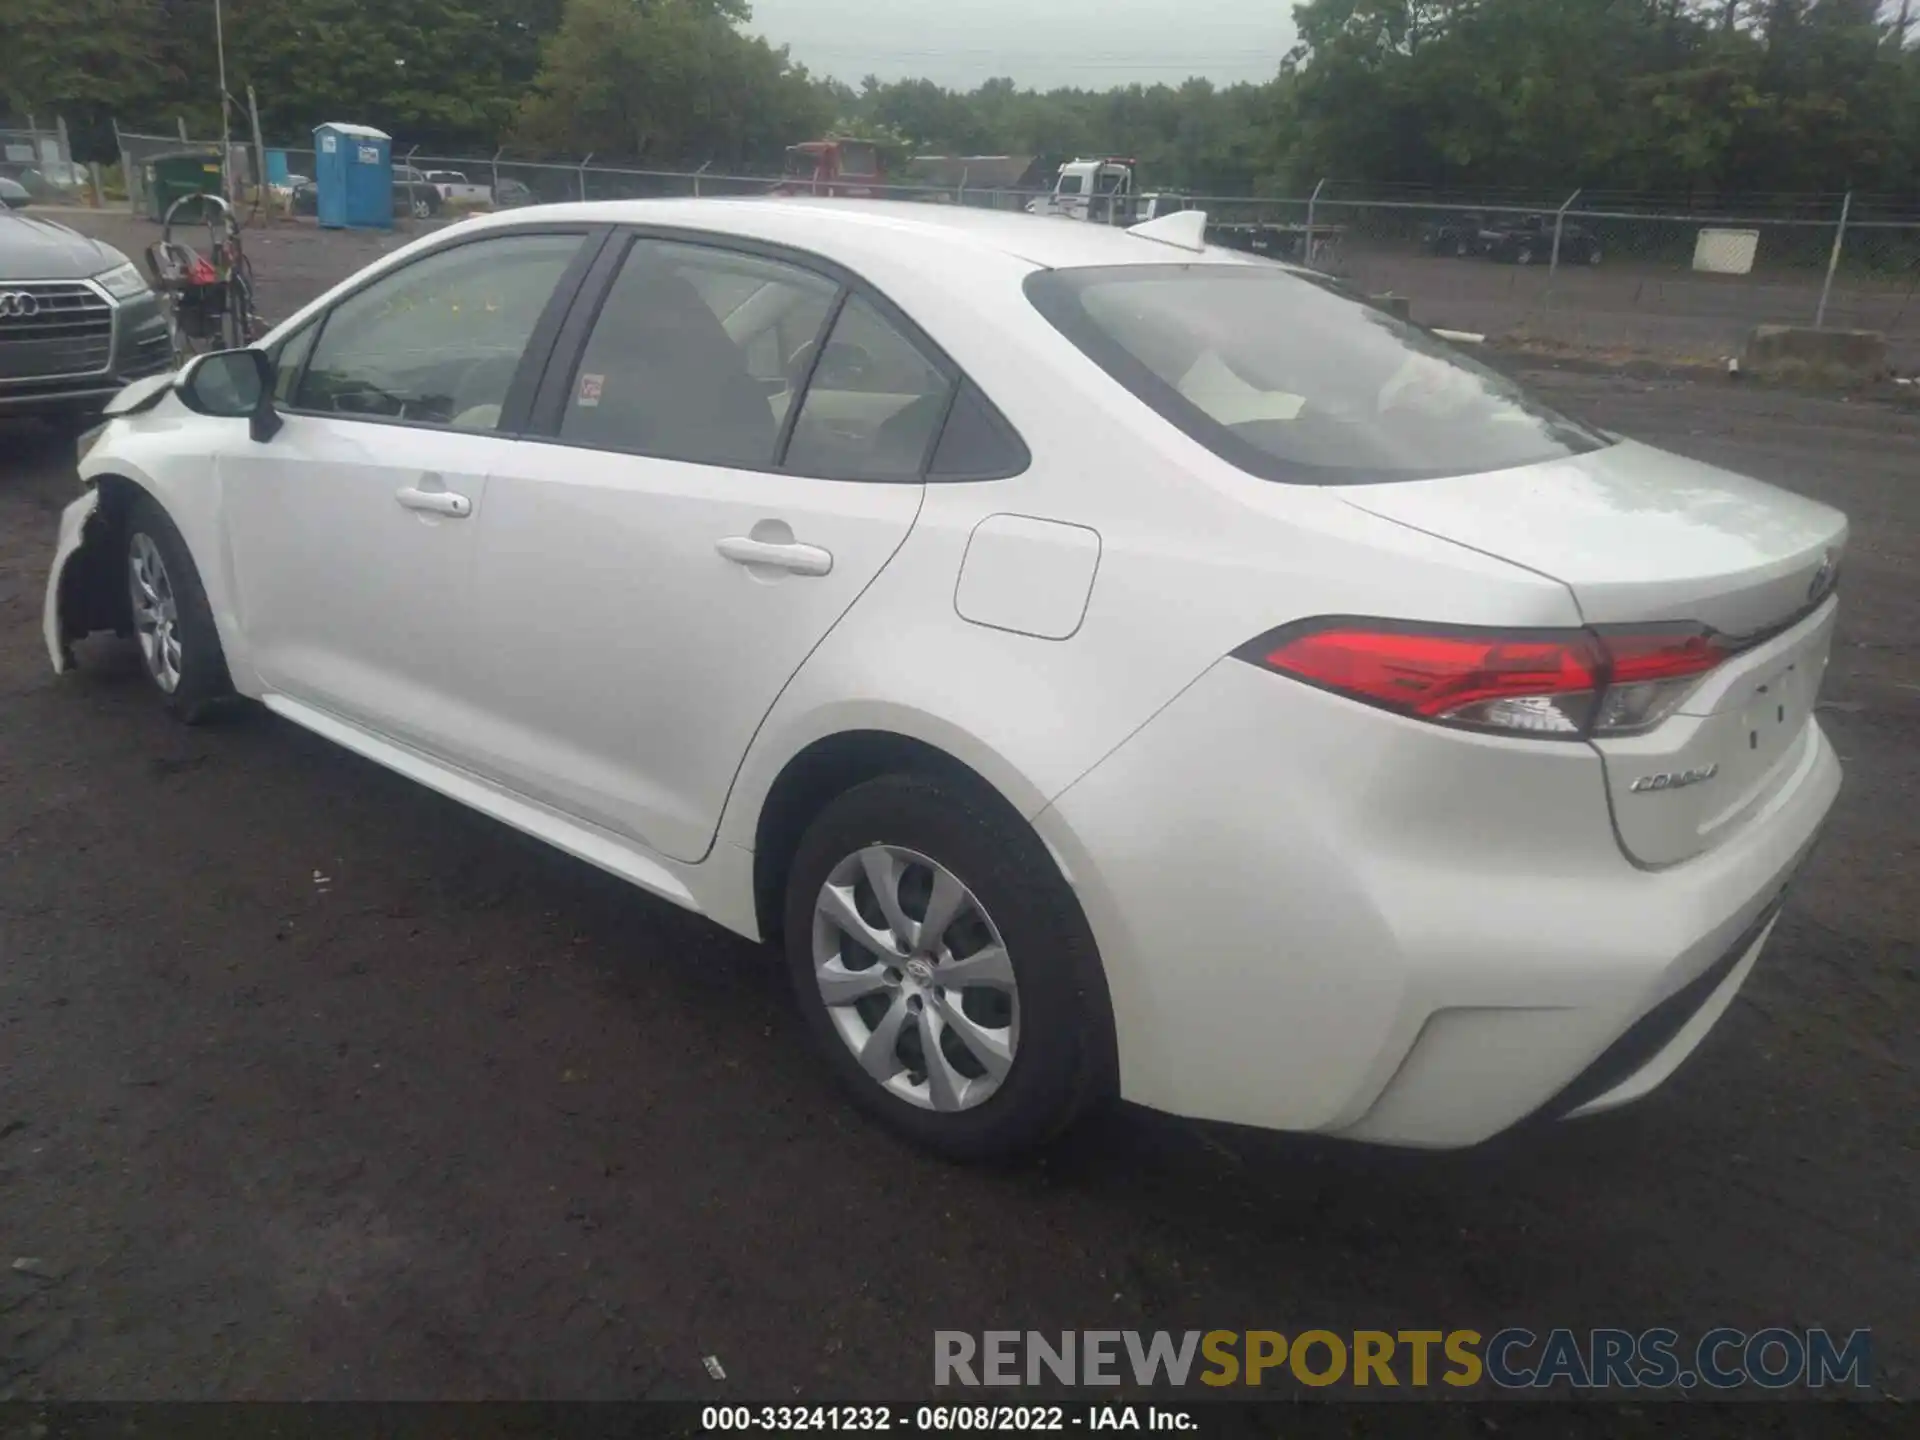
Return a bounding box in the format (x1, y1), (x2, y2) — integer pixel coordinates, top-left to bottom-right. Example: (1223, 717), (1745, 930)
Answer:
(1, 121), (101, 204)
(1303, 191), (1920, 369)
(357, 156), (1918, 366)
(113, 127), (225, 217)
(1, 124), (64, 168)
(91, 127), (1920, 370)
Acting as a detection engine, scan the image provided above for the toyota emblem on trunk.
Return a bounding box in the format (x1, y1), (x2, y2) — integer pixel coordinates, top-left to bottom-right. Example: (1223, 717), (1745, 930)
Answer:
(0, 291), (43, 318)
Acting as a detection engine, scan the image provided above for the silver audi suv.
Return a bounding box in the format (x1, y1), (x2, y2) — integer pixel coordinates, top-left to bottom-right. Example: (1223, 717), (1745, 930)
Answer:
(1, 210), (172, 427)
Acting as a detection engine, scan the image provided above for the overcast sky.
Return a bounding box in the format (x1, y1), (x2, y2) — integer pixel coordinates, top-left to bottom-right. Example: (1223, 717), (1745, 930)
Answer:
(746, 1), (1299, 91)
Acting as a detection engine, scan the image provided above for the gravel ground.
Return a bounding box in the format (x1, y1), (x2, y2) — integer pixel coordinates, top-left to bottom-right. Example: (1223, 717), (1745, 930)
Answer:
(1339, 249), (1920, 371)
(0, 213), (1914, 1404)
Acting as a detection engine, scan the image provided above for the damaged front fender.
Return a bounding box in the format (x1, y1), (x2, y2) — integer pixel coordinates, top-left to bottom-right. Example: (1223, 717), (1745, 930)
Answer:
(44, 487), (104, 673)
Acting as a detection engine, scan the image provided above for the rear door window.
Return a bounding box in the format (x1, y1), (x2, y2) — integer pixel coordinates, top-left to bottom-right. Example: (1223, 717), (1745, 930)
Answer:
(784, 294), (953, 481)
(928, 380), (1029, 480)
(558, 239), (839, 469)
(1025, 265), (1607, 484)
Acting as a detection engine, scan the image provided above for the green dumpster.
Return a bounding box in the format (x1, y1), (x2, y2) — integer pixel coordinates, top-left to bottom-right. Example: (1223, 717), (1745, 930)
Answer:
(143, 150), (223, 221)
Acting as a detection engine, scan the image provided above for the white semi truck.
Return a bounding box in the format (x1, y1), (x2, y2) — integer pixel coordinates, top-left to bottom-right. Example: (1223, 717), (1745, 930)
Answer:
(1026, 158), (1191, 226)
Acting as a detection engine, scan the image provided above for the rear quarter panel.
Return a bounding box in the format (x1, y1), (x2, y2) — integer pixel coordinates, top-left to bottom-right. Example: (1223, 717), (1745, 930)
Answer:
(718, 244), (1588, 851)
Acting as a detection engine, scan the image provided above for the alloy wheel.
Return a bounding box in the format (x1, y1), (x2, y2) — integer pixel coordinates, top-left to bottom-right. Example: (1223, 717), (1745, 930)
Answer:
(128, 531), (182, 693)
(811, 845), (1019, 1112)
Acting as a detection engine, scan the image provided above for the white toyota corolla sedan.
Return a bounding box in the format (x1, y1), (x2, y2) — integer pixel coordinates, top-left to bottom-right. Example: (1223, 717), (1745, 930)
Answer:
(44, 199), (1844, 1158)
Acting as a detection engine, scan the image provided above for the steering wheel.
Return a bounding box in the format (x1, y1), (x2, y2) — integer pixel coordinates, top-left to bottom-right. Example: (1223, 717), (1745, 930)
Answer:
(816, 341), (875, 389)
(784, 338), (819, 390)
(445, 353), (518, 417)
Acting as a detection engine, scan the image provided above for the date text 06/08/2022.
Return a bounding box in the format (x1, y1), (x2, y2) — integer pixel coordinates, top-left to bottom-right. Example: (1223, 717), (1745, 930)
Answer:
(701, 1406), (1194, 1432)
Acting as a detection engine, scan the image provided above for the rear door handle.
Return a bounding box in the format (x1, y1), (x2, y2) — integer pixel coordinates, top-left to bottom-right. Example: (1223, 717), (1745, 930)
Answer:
(716, 536), (834, 577)
(396, 486), (472, 518)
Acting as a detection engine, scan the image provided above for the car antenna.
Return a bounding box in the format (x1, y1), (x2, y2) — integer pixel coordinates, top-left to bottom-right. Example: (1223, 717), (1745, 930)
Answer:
(1126, 209), (1209, 253)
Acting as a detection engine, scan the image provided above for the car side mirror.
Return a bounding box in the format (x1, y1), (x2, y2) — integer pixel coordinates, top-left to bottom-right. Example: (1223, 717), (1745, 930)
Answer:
(177, 348), (281, 442)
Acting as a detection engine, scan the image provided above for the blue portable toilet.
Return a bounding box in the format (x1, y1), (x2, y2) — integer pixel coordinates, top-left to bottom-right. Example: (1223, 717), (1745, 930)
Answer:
(313, 122), (392, 230)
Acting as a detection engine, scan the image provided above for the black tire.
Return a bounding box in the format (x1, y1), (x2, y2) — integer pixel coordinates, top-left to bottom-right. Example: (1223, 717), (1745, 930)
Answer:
(782, 773), (1114, 1160)
(123, 494), (233, 723)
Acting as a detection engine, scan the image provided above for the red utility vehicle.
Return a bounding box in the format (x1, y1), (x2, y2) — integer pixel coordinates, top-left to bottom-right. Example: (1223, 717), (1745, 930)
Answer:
(774, 139), (885, 198)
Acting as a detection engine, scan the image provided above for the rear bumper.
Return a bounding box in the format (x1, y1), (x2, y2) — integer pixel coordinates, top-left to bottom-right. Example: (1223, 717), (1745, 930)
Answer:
(1547, 895), (1784, 1120)
(1034, 657), (1841, 1147)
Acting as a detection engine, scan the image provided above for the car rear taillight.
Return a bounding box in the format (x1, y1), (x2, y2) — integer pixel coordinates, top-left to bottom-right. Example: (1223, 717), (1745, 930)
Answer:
(1587, 626), (1729, 735)
(1237, 620), (1728, 739)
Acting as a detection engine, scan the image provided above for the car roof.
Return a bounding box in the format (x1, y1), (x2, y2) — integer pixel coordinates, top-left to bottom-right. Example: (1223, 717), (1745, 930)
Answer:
(460, 197), (1273, 273)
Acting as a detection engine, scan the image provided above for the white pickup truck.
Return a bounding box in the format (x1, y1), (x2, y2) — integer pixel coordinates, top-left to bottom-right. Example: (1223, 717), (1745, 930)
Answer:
(424, 169), (492, 207)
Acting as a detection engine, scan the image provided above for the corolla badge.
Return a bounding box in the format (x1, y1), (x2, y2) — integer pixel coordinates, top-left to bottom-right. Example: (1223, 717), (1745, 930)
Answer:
(1631, 765), (1719, 794)
(1808, 549), (1839, 604)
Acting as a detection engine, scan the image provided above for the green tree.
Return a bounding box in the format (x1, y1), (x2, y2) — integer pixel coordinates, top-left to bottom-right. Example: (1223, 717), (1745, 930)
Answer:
(1, 0), (572, 153)
(513, 0), (830, 167)
(217, 0), (560, 149)
(0, 0), (177, 158)
(6, 0), (1917, 199)
(1279, 0), (1920, 195)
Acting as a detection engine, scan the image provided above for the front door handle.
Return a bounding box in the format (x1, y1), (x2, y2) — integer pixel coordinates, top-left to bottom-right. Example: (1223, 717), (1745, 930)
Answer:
(396, 486), (472, 518)
(716, 535), (834, 577)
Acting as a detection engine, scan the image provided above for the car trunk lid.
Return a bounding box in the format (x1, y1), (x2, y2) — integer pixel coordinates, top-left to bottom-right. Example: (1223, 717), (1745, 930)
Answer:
(1342, 439), (1847, 865)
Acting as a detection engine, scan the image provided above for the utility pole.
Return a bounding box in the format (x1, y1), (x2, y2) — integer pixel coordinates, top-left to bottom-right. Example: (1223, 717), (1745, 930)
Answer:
(247, 84), (267, 213)
(1549, 189), (1582, 294)
(1816, 190), (1853, 329)
(215, 0), (233, 200)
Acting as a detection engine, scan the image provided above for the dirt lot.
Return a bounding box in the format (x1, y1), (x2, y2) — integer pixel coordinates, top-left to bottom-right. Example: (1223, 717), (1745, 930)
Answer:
(1282, 209), (1920, 367)
(0, 215), (1916, 1404)
(1339, 249), (1920, 371)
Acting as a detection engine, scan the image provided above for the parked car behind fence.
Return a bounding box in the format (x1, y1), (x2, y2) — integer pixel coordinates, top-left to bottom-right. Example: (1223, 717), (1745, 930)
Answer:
(1478, 213), (1604, 266)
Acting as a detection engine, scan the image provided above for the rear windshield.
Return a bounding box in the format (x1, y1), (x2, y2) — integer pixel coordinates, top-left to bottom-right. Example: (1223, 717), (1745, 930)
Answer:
(1025, 265), (1607, 485)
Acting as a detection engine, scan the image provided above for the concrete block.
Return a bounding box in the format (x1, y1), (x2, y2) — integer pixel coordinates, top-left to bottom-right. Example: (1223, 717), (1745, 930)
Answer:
(1369, 293), (1412, 322)
(1741, 326), (1888, 385)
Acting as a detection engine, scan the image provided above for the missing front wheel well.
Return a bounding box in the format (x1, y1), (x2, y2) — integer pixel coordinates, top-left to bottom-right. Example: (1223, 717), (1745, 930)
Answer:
(56, 477), (141, 652)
